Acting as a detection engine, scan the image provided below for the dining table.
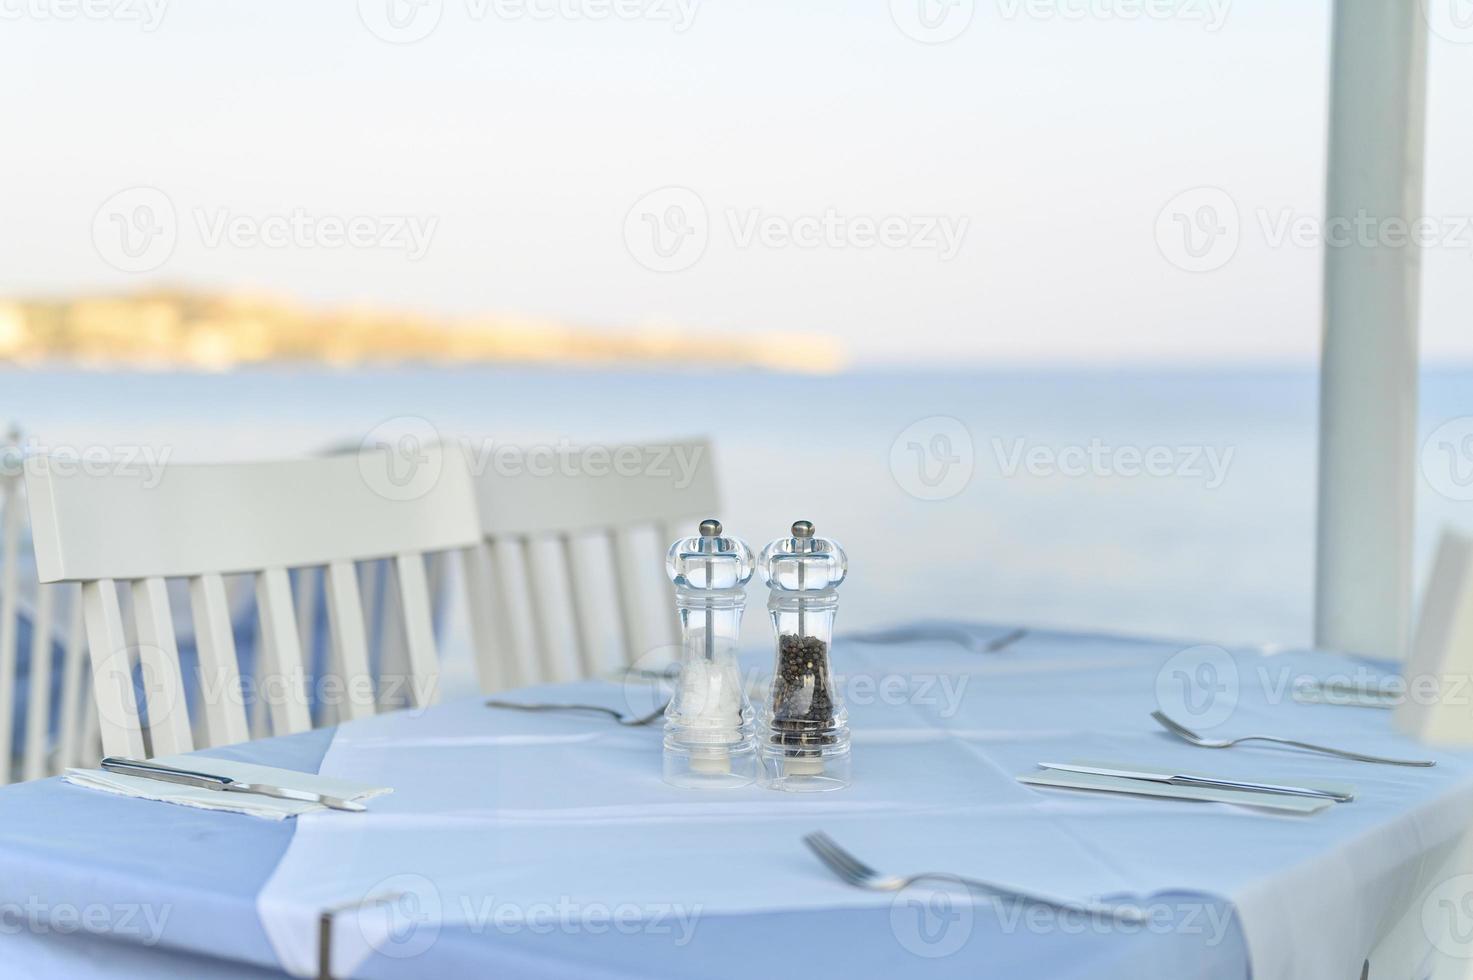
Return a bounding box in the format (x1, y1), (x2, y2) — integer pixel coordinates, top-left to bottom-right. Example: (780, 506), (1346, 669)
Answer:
(1, 622), (1470, 979)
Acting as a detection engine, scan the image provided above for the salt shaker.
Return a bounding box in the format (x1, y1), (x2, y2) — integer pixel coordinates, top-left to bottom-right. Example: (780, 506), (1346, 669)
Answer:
(662, 519), (758, 788)
(759, 520), (850, 791)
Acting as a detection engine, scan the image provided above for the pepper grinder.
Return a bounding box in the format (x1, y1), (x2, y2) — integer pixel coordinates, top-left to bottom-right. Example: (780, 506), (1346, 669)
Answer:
(759, 520), (850, 792)
(662, 519), (758, 788)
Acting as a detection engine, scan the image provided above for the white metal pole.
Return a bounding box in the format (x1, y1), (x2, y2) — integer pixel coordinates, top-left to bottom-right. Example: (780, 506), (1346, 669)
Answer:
(1315, 0), (1428, 659)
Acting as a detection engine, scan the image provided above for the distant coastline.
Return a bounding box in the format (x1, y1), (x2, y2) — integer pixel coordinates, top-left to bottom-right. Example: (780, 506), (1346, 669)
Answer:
(0, 290), (846, 374)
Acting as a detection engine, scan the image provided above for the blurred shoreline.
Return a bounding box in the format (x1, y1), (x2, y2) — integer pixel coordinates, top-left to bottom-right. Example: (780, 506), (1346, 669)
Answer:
(0, 290), (846, 374)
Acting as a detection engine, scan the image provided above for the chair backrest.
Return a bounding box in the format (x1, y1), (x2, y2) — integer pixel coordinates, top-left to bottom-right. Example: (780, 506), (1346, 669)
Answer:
(1395, 528), (1473, 743)
(462, 436), (720, 690)
(0, 428), (90, 784)
(26, 445), (483, 760)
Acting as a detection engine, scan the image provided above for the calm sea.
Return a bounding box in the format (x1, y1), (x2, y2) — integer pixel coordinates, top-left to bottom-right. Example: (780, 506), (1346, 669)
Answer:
(5, 365), (1471, 655)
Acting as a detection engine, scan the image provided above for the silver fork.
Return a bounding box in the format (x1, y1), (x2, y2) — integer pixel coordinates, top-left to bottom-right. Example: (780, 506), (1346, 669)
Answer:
(802, 832), (1146, 922)
(485, 699), (670, 727)
(1150, 710), (1435, 767)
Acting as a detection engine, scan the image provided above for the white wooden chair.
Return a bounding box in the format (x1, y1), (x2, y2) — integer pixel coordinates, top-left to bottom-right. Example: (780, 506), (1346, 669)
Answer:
(0, 427), (90, 783)
(25, 445), (483, 760)
(463, 437), (721, 690)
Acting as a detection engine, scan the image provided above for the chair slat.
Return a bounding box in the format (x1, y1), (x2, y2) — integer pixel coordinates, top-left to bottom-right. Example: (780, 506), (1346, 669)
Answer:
(608, 527), (645, 666)
(293, 565), (321, 668)
(376, 562), (410, 712)
(0, 478), (21, 782)
(56, 588), (86, 771)
(394, 553), (440, 708)
(187, 573), (250, 748)
(80, 579), (145, 759)
(248, 636), (270, 740)
(130, 577), (194, 756)
(520, 536), (566, 683)
(460, 542), (514, 692)
(256, 567), (312, 735)
(561, 534), (599, 678)
(22, 583), (55, 780)
(324, 560), (375, 721)
(657, 519), (685, 646)
(425, 551), (449, 624)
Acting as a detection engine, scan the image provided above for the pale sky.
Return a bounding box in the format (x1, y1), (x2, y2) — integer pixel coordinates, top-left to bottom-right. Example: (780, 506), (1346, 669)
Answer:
(2, 0), (1471, 365)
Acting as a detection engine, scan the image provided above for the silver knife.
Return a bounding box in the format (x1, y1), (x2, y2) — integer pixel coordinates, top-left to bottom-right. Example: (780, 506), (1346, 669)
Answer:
(1038, 763), (1354, 802)
(100, 757), (367, 812)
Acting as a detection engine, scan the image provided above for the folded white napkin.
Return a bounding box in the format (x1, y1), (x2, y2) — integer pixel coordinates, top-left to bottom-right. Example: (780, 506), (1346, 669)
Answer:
(63, 755), (392, 820)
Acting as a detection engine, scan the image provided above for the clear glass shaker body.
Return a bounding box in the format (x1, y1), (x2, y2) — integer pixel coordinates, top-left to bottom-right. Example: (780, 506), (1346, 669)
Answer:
(663, 520), (757, 788)
(759, 521), (850, 792)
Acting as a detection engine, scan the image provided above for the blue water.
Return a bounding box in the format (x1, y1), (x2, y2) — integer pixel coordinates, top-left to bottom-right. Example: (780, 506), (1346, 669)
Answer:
(5, 365), (1470, 652)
